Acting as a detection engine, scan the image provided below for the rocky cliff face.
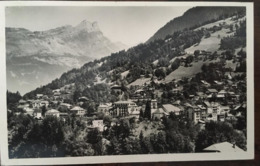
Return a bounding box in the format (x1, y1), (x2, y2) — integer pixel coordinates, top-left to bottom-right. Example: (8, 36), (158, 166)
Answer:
(6, 20), (126, 94)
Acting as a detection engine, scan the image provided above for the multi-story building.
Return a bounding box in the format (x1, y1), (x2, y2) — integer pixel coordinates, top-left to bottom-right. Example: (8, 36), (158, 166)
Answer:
(110, 100), (138, 117)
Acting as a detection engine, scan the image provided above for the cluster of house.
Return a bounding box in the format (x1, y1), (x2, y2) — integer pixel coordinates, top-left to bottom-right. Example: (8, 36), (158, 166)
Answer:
(17, 97), (87, 120)
(16, 83), (87, 120)
(96, 75), (246, 125)
(97, 96), (245, 125)
(15, 70), (245, 132)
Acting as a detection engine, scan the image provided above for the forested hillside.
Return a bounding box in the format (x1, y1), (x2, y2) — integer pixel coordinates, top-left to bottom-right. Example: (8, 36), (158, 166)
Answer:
(8, 6), (248, 158)
(24, 9), (246, 104)
(148, 7), (245, 42)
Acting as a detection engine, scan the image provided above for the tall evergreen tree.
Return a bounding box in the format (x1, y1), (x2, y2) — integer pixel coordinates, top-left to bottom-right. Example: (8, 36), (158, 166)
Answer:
(144, 101), (151, 120)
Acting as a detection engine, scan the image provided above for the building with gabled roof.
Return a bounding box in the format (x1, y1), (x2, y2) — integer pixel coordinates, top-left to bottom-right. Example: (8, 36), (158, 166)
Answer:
(36, 94), (43, 99)
(218, 90), (227, 95)
(45, 109), (60, 118)
(98, 103), (113, 115)
(203, 142), (244, 153)
(201, 80), (210, 86)
(207, 89), (218, 94)
(162, 104), (182, 115)
(33, 109), (42, 119)
(71, 106), (86, 117)
(18, 99), (27, 104)
(152, 108), (166, 120)
(79, 96), (89, 102)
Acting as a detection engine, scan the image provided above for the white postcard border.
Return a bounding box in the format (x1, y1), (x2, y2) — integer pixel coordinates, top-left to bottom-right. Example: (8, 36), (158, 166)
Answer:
(0, 1), (254, 165)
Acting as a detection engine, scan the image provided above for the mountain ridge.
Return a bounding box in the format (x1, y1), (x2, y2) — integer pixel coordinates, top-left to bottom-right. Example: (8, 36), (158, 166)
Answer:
(6, 20), (126, 94)
(147, 7), (245, 43)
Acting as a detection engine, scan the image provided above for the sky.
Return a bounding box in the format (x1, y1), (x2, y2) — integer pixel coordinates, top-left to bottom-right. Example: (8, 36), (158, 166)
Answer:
(6, 6), (191, 47)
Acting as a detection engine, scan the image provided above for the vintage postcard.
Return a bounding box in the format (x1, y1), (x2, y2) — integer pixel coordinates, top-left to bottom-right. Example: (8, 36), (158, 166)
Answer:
(0, 1), (254, 165)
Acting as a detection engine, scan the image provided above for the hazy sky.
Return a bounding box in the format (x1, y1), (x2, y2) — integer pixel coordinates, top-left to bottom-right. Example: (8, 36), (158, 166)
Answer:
(6, 6), (191, 47)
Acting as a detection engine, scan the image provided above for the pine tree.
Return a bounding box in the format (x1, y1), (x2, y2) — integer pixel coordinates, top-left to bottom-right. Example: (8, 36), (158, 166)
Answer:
(42, 105), (47, 117)
(144, 101), (151, 120)
(139, 109), (144, 119)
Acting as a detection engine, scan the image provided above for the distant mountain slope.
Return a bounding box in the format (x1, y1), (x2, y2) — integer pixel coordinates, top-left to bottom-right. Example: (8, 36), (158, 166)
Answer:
(6, 20), (126, 94)
(147, 7), (245, 42)
(24, 9), (246, 103)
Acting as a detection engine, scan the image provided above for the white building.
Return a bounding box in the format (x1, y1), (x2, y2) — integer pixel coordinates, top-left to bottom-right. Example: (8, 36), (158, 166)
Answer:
(45, 109), (60, 118)
(71, 106), (86, 117)
(162, 104), (182, 115)
(92, 120), (104, 132)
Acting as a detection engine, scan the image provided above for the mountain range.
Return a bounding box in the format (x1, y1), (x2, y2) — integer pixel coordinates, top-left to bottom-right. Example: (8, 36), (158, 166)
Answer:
(6, 20), (126, 94)
(23, 6), (246, 101)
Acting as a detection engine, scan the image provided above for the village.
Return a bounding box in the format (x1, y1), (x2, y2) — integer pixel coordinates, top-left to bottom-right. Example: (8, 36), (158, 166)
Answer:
(14, 55), (247, 136)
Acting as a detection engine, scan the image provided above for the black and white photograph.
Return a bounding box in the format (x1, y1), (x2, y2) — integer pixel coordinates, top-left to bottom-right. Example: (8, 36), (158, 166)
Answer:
(0, 1), (254, 165)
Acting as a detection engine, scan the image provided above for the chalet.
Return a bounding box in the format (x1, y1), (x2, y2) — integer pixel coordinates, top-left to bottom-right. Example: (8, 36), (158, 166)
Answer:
(98, 103), (113, 115)
(218, 90), (227, 95)
(217, 113), (225, 122)
(207, 89), (218, 95)
(214, 80), (223, 85)
(45, 109), (60, 118)
(42, 95), (49, 100)
(31, 100), (41, 108)
(54, 92), (61, 97)
(78, 96), (89, 102)
(200, 50), (212, 56)
(52, 89), (60, 93)
(33, 109), (42, 119)
(129, 107), (141, 119)
(203, 101), (219, 114)
(228, 92), (237, 101)
(24, 107), (34, 116)
(216, 94), (225, 99)
(17, 103), (29, 110)
(173, 100), (181, 106)
(219, 106), (230, 114)
(226, 113), (236, 120)
(152, 108), (166, 120)
(203, 142), (244, 153)
(162, 104), (182, 116)
(151, 99), (158, 109)
(189, 94), (195, 99)
(92, 120), (104, 132)
(36, 94), (43, 99)
(60, 103), (72, 109)
(134, 89), (145, 97)
(196, 92), (206, 99)
(111, 84), (122, 94)
(206, 113), (218, 122)
(71, 106), (86, 117)
(19, 99), (27, 105)
(172, 88), (180, 94)
(201, 80), (211, 87)
(40, 100), (49, 108)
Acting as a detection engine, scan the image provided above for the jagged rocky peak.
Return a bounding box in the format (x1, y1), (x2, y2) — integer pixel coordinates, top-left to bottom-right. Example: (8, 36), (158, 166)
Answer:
(75, 19), (100, 32)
